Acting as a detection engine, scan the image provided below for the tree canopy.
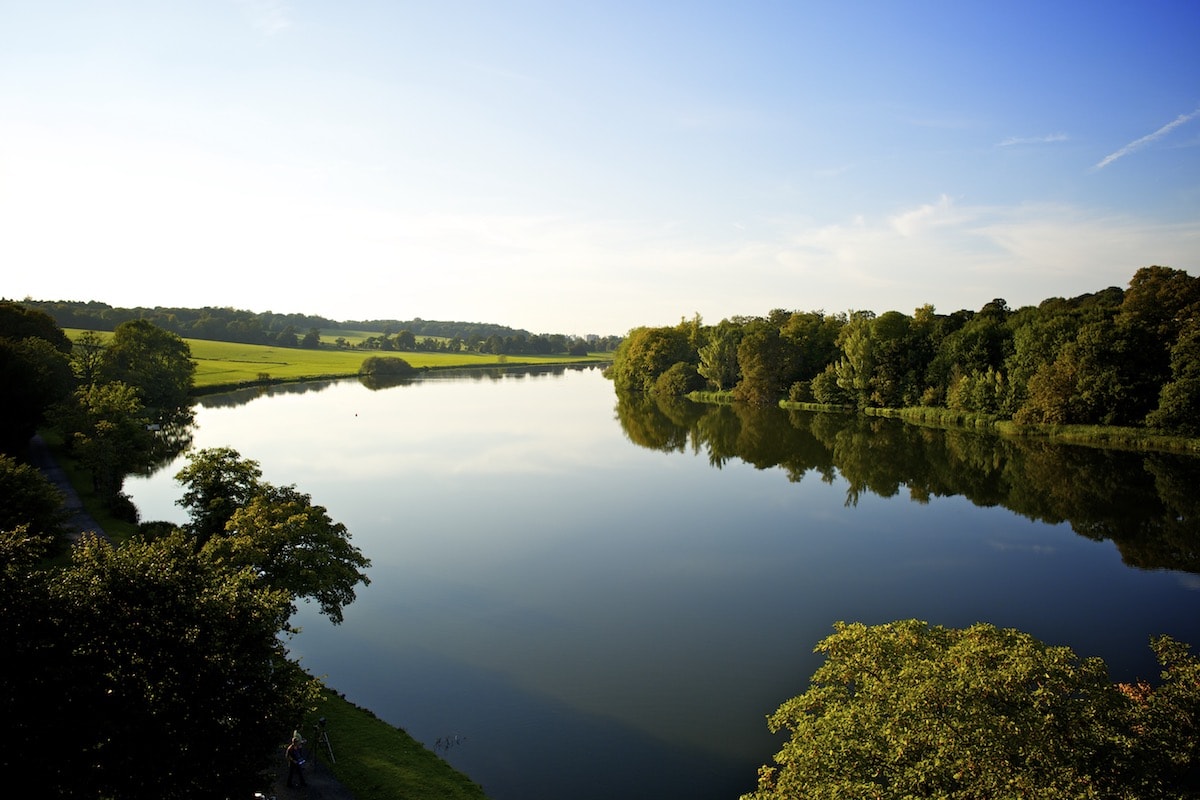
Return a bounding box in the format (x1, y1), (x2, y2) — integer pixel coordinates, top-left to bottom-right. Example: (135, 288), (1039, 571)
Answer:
(175, 447), (371, 624)
(0, 531), (318, 799)
(605, 266), (1200, 436)
(0, 302), (75, 455)
(743, 620), (1200, 800)
(99, 318), (196, 412)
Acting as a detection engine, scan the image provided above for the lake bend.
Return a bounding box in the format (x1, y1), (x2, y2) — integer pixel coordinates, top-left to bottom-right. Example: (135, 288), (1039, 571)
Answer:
(124, 366), (1200, 800)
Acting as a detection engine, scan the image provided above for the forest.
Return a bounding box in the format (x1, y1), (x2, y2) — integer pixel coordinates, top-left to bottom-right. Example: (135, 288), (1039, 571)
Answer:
(605, 266), (1200, 436)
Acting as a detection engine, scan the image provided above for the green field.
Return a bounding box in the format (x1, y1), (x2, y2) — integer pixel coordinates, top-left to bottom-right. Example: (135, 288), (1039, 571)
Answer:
(65, 329), (610, 391)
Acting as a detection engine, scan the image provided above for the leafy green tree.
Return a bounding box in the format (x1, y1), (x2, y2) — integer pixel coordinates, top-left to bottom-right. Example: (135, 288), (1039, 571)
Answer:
(175, 446), (264, 546)
(733, 320), (792, 405)
(71, 329), (107, 387)
(743, 619), (1200, 800)
(606, 325), (694, 393)
(100, 318), (195, 412)
(1146, 319), (1200, 435)
(697, 322), (742, 391)
(61, 382), (155, 503)
(176, 447), (371, 623)
(779, 310), (845, 384)
(0, 531), (318, 799)
(206, 484), (372, 624)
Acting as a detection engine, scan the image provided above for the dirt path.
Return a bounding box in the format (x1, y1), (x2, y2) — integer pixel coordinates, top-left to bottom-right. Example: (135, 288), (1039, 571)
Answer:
(27, 434), (109, 543)
(262, 738), (357, 800)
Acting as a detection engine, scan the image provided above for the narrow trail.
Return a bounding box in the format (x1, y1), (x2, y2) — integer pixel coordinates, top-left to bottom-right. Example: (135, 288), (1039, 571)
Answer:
(27, 434), (108, 543)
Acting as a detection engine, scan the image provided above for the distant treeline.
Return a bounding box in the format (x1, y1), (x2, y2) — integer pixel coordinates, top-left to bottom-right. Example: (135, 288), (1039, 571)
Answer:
(15, 300), (621, 355)
(606, 266), (1200, 436)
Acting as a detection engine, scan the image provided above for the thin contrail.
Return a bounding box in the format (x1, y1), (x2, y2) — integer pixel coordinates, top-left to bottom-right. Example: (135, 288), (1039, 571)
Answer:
(1093, 107), (1200, 170)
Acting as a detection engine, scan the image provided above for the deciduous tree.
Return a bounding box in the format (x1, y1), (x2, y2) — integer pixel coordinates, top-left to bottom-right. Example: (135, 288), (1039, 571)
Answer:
(743, 619), (1200, 800)
(100, 318), (195, 412)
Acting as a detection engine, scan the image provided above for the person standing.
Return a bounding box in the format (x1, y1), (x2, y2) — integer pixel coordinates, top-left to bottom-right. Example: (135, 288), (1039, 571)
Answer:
(286, 736), (307, 788)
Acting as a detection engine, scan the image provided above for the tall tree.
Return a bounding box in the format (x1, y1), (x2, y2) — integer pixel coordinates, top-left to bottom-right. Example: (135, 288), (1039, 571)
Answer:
(176, 447), (371, 624)
(64, 382), (156, 502)
(100, 318), (195, 412)
(207, 484), (372, 625)
(733, 320), (792, 405)
(697, 322), (742, 391)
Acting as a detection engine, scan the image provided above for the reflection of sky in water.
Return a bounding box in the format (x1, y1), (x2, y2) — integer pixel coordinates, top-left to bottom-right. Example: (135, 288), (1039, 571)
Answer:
(125, 368), (1200, 800)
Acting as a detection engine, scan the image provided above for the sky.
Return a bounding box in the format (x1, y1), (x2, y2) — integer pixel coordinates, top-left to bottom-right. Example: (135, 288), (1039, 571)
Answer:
(2, 1), (1198, 337)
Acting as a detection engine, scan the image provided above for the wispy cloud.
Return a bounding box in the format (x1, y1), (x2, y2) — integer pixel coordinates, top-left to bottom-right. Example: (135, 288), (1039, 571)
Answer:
(1093, 107), (1200, 170)
(998, 132), (1068, 147)
(236, 0), (292, 36)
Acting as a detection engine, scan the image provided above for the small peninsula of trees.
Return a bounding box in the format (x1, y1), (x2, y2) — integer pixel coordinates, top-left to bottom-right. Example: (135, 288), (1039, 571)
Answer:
(606, 266), (1200, 436)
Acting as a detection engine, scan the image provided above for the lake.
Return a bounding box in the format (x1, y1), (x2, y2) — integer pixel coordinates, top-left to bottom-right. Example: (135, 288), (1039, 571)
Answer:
(125, 365), (1200, 800)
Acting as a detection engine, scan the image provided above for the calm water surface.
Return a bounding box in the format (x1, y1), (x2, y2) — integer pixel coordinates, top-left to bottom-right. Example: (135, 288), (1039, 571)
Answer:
(126, 367), (1200, 800)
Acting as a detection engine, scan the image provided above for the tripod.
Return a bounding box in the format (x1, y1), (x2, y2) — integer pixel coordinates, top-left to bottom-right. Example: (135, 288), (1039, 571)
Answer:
(315, 717), (336, 763)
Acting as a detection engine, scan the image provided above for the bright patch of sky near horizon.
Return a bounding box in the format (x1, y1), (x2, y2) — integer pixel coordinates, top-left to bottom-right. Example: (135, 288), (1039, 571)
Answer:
(1, 1), (1198, 336)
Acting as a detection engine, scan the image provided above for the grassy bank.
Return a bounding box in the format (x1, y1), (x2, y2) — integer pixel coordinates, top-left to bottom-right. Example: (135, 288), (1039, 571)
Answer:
(299, 688), (489, 800)
(64, 328), (610, 392)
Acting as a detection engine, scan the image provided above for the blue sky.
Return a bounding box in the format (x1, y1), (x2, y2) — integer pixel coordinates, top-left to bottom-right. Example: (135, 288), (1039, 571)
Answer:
(2, 1), (1198, 336)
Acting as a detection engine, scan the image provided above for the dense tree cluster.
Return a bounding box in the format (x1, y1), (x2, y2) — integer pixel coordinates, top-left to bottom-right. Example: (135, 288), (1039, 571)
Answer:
(1, 530), (319, 799)
(606, 266), (1200, 435)
(0, 306), (371, 797)
(743, 620), (1200, 800)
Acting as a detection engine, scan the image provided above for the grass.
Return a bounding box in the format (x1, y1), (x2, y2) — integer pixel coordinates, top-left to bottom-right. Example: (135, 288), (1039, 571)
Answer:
(297, 688), (490, 800)
(63, 328), (611, 392)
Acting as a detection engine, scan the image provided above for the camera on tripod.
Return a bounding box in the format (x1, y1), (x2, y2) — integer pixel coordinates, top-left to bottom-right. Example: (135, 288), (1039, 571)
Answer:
(315, 716), (335, 763)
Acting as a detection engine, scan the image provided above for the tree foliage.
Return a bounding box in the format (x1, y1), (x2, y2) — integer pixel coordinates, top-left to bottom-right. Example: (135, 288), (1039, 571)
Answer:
(61, 382), (156, 502)
(175, 446), (264, 546)
(99, 318), (196, 412)
(606, 325), (694, 394)
(0, 531), (319, 799)
(743, 620), (1200, 800)
(604, 267), (1200, 436)
(0, 303), (75, 455)
(176, 447), (371, 623)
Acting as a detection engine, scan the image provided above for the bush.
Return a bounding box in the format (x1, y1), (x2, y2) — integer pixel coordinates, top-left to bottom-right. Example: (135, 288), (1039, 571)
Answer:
(359, 356), (417, 377)
(653, 361), (705, 396)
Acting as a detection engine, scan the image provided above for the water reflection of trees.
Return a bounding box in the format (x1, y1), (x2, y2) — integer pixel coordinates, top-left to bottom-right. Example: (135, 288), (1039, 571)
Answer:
(615, 393), (1200, 573)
